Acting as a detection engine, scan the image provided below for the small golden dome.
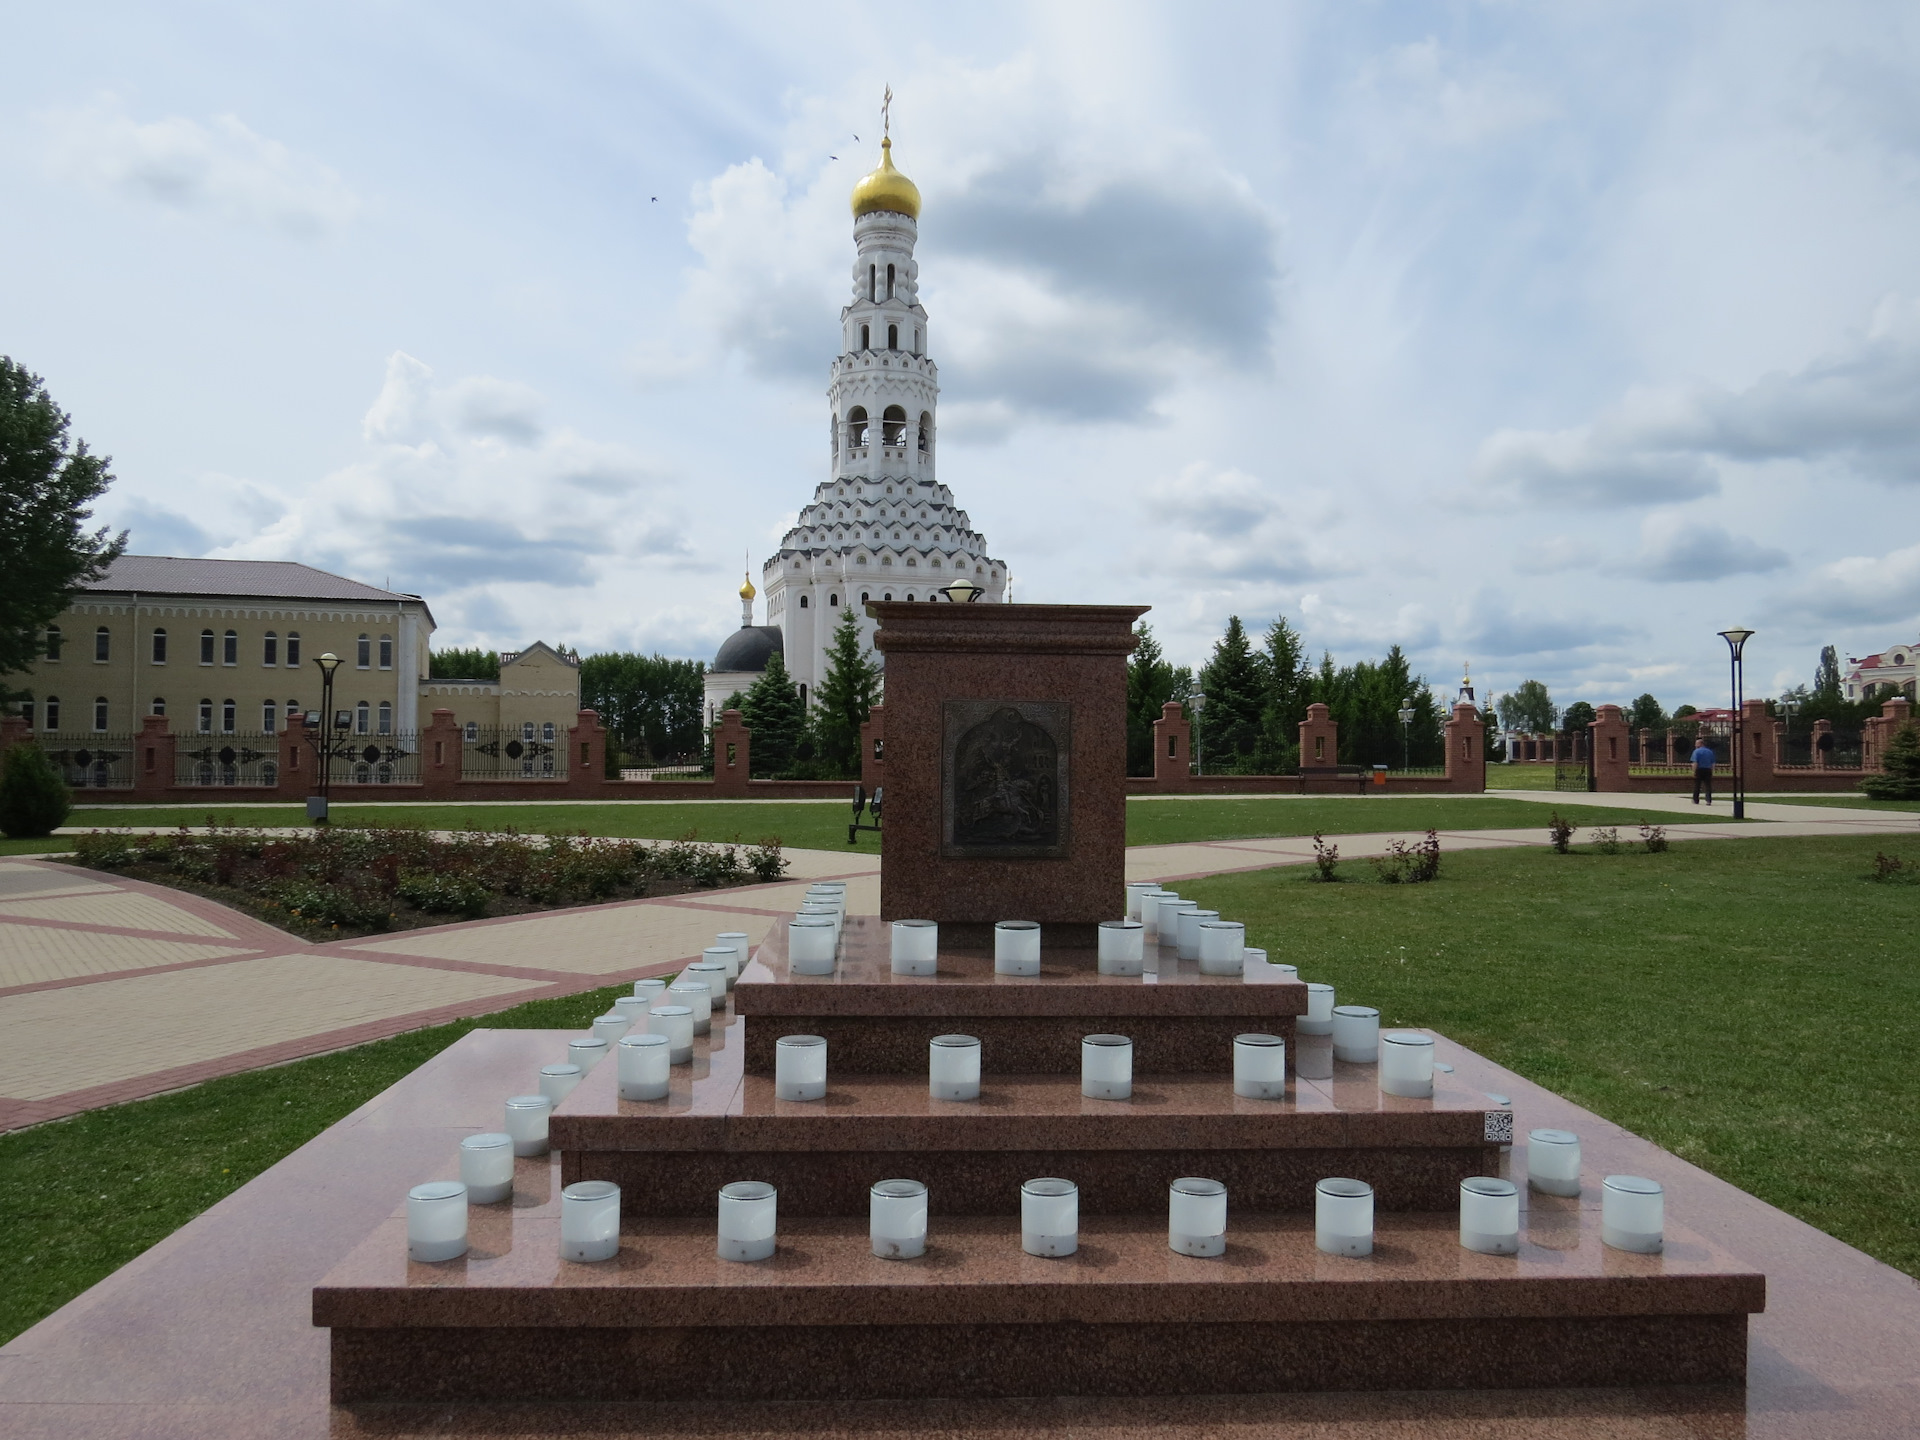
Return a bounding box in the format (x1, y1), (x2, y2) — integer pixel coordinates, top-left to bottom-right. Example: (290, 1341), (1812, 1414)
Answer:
(850, 138), (921, 220)
(738, 573), (757, 601)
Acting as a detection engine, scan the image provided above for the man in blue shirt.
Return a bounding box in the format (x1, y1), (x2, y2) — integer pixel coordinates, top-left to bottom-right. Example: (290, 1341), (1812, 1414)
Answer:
(1691, 736), (1718, 804)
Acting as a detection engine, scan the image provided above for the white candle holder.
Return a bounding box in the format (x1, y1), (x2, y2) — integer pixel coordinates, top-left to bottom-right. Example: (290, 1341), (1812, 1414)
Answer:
(685, 962), (729, 1012)
(891, 919), (939, 976)
(993, 920), (1041, 976)
(612, 995), (652, 1027)
(1315, 1177), (1374, 1257)
(567, 1036), (609, 1073)
(1233, 1033), (1287, 1099)
(617, 1031), (671, 1101)
(1143, 892), (1183, 939)
(1197, 920), (1245, 976)
(1126, 881), (1161, 920)
(1270, 961), (1298, 979)
(1379, 1031), (1435, 1098)
(805, 882), (846, 905)
(1021, 1177), (1078, 1257)
(631, 977), (667, 1007)
(1527, 1128), (1581, 1197)
(1459, 1177), (1519, 1255)
(504, 1093), (552, 1156)
(799, 902), (842, 947)
(714, 932), (750, 980)
(870, 1178), (929, 1259)
(1097, 919), (1145, 976)
(1081, 1033), (1133, 1100)
(460, 1132), (515, 1205)
(667, 980), (712, 1037)
(591, 1011), (630, 1046)
(1176, 907), (1220, 960)
(702, 945), (740, 991)
(788, 916), (837, 975)
(1153, 898), (1196, 947)
(406, 1180), (468, 1263)
(648, 1004), (695, 1064)
(929, 1033), (981, 1101)
(559, 1180), (621, 1262)
(1331, 1005), (1380, 1064)
(718, 1180), (778, 1262)
(1298, 983), (1336, 1035)
(1601, 1175), (1664, 1253)
(775, 1033), (828, 1101)
(539, 1063), (583, 1105)
(1168, 1176), (1228, 1257)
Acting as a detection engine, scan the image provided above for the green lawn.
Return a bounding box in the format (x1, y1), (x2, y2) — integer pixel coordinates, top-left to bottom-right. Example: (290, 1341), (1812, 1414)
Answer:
(0, 981), (639, 1345)
(1181, 833), (1920, 1277)
(0, 837), (77, 856)
(1483, 765), (1565, 790)
(1760, 794), (1920, 812)
(62, 795), (1728, 852)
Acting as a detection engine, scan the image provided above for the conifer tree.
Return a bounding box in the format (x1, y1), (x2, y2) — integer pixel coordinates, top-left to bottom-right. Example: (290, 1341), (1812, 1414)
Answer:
(740, 654), (806, 777)
(813, 607), (882, 778)
(1862, 723), (1920, 800)
(1253, 614), (1311, 772)
(1196, 615), (1266, 771)
(1126, 623), (1182, 776)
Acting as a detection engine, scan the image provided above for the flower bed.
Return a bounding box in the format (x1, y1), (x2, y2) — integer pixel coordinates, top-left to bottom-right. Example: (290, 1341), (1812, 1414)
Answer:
(70, 824), (788, 939)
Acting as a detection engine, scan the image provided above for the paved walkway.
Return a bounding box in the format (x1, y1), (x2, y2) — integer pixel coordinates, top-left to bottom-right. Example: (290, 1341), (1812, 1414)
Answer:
(4, 795), (1913, 1131)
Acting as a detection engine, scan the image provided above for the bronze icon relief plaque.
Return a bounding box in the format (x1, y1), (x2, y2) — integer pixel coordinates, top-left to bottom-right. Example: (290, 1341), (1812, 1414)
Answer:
(940, 699), (1071, 859)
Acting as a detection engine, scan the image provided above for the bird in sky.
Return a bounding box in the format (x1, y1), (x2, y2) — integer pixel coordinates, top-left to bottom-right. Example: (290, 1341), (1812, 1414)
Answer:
(853, 133), (860, 141)
(650, 196), (657, 202)
(829, 154), (838, 160)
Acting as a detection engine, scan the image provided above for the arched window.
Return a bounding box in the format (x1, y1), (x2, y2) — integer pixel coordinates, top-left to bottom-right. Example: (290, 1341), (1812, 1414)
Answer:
(223, 630), (237, 666)
(220, 762), (237, 786)
(886, 263), (895, 298)
(287, 699), (300, 727)
(377, 700), (392, 735)
(541, 721), (555, 741)
(829, 593), (839, 606)
(353, 762), (371, 784)
(198, 699), (213, 734)
(464, 721), (478, 741)
(918, 412), (932, 451)
(151, 628), (167, 663)
(356, 635), (371, 668)
(887, 322), (898, 350)
(261, 761), (277, 787)
(522, 721), (536, 741)
(263, 700), (277, 733)
(355, 700), (370, 734)
(200, 629), (215, 664)
(883, 405), (905, 445)
(859, 322), (870, 350)
(150, 697), (165, 717)
(800, 683), (808, 707)
(95, 626), (111, 662)
(262, 631), (277, 666)
(860, 591), (870, 603)
(914, 327), (921, 353)
(94, 696), (109, 731)
(286, 632), (301, 667)
(868, 263), (876, 301)
(847, 406), (868, 446)
(883, 592), (893, 601)
(196, 762), (214, 785)
(44, 696), (60, 731)
(44, 625), (62, 661)
(799, 594), (809, 608)
(221, 698), (236, 733)
(379, 635), (392, 669)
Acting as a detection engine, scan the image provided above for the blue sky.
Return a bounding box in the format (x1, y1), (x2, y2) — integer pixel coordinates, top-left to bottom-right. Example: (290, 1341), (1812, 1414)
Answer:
(3, 1), (1918, 711)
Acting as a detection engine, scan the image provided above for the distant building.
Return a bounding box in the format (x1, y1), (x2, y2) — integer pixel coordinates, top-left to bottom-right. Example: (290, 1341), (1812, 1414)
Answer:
(1842, 641), (1917, 702)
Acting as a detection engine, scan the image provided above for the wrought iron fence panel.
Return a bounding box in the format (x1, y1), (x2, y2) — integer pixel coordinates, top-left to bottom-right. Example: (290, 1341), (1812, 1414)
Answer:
(42, 735), (139, 789)
(177, 734), (284, 787)
(462, 726), (567, 781)
(318, 731), (421, 787)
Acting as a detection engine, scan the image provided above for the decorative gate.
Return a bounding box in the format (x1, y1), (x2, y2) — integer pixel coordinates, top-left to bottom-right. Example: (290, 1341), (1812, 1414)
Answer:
(45, 736), (137, 789)
(463, 725), (566, 781)
(1553, 729), (1592, 792)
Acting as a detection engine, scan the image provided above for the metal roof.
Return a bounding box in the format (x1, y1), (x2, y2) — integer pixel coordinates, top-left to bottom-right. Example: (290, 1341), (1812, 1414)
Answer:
(83, 556), (424, 606)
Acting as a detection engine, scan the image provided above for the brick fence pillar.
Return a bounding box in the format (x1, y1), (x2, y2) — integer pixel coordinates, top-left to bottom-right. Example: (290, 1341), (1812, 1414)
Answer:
(1443, 702), (1485, 792)
(1590, 705), (1630, 791)
(712, 710), (752, 796)
(1153, 700), (1191, 788)
(566, 710), (607, 796)
(1298, 703), (1338, 770)
(1811, 717), (1831, 769)
(1867, 696), (1912, 772)
(135, 714), (176, 800)
(860, 704), (886, 794)
(1740, 698), (1776, 783)
(420, 709), (462, 799)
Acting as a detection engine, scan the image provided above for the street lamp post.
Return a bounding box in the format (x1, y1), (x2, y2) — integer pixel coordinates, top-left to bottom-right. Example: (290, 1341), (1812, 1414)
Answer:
(1397, 705), (1415, 771)
(1188, 691), (1206, 777)
(1718, 628), (1754, 820)
(306, 652), (344, 823)
(940, 576), (984, 603)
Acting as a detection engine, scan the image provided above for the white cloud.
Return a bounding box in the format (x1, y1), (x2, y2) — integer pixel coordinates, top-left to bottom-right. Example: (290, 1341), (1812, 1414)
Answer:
(1354, 37), (1557, 156)
(38, 98), (359, 237)
(1625, 513), (1788, 582)
(1790, 541), (1920, 626)
(1142, 463), (1349, 586)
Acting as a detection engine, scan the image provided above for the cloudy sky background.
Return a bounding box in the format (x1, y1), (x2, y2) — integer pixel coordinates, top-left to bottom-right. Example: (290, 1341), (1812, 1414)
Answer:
(4, 1), (1919, 709)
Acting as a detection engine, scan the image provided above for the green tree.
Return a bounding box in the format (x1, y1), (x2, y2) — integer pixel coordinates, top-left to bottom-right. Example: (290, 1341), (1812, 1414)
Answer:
(0, 743), (71, 838)
(813, 607), (882, 778)
(1627, 693), (1666, 730)
(429, 647), (500, 680)
(739, 652), (806, 777)
(1196, 615), (1266, 771)
(1814, 645), (1842, 697)
(1562, 700), (1597, 732)
(1125, 623), (1182, 777)
(1252, 614), (1312, 772)
(1, 358), (126, 684)
(1862, 723), (1920, 800)
(1497, 680), (1556, 733)
(579, 653), (706, 765)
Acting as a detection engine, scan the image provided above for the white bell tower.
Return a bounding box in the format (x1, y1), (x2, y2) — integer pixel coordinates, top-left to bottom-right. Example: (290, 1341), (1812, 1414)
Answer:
(760, 104), (1008, 709)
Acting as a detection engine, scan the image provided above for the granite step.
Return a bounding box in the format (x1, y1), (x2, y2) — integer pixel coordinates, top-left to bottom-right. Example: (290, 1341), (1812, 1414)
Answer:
(315, 1207), (1764, 1403)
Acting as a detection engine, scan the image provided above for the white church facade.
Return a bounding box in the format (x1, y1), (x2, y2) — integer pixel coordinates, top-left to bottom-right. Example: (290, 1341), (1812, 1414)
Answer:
(706, 131), (1007, 724)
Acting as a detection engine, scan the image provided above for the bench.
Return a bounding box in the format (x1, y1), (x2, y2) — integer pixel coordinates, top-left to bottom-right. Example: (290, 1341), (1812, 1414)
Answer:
(1296, 765), (1371, 794)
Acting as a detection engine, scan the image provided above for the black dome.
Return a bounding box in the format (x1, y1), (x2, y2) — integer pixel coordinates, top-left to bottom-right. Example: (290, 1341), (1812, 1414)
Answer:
(712, 625), (783, 673)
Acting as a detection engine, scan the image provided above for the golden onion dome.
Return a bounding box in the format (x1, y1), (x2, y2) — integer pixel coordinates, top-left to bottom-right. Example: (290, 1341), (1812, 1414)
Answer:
(738, 573), (757, 601)
(850, 138), (921, 220)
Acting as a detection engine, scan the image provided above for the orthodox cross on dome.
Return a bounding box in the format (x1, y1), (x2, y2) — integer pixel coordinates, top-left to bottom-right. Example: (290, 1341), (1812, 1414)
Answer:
(882, 84), (892, 140)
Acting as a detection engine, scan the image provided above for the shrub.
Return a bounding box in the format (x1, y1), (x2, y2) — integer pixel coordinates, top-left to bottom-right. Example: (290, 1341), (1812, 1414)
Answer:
(396, 869), (491, 919)
(0, 744), (72, 838)
(1548, 813), (1576, 854)
(1310, 832), (1341, 882)
(1591, 826), (1621, 855)
(1640, 823), (1668, 854)
(72, 830), (137, 868)
(1868, 852), (1918, 884)
(263, 879), (394, 931)
(1861, 722), (1920, 801)
(747, 840), (788, 883)
(1372, 829), (1441, 884)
